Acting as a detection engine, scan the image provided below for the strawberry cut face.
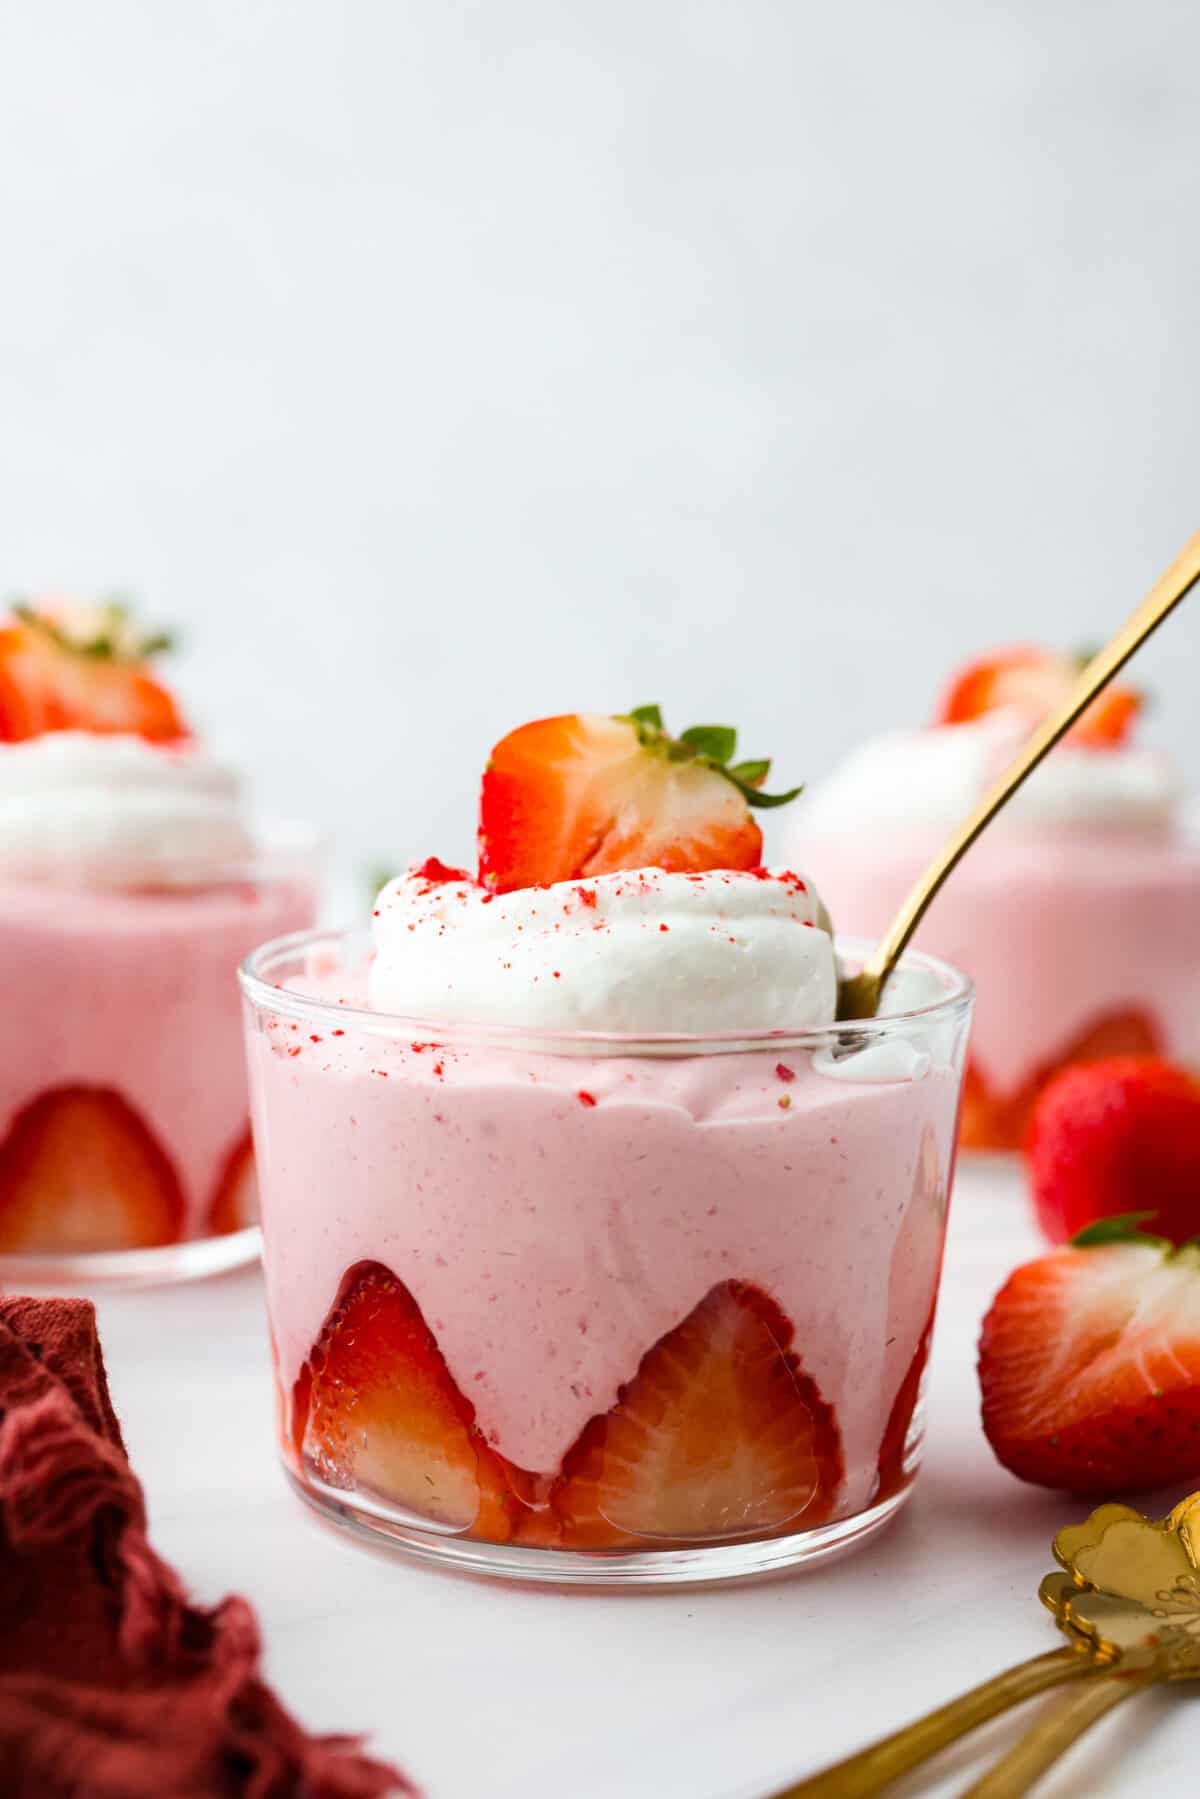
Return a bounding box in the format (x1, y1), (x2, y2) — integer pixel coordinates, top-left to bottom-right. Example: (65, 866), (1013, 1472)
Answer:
(292, 1262), (519, 1540)
(548, 1280), (843, 1547)
(0, 1086), (184, 1253)
(979, 1235), (1200, 1493)
(477, 711), (795, 894)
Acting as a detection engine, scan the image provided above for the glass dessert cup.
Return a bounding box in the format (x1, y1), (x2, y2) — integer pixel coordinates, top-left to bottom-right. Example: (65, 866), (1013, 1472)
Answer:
(243, 929), (973, 1586)
(801, 829), (1200, 1153)
(0, 824), (319, 1288)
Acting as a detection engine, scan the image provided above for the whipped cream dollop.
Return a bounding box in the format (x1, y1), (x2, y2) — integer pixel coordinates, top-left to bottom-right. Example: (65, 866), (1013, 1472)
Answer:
(793, 711), (1179, 838)
(368, 864), (837, 1034)
(0, 732), (254, 885)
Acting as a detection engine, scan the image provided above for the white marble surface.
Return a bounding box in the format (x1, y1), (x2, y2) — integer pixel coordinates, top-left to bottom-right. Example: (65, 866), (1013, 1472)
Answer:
(68, 1159), (1189, 1798)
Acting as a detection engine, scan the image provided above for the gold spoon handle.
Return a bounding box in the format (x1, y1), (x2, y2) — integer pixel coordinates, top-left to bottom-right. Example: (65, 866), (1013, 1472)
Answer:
(769, 1647), (1090, 1798)
(841, 527), (1200, 1018)
(958, 1665), (1157, 1799)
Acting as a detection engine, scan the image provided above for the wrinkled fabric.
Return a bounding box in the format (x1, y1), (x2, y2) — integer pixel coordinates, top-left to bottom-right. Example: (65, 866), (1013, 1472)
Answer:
(0, 1296), (413, 1798)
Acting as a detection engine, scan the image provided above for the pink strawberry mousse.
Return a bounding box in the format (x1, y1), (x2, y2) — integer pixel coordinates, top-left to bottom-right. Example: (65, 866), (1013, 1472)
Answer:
(0, 871), (314, 1241)
(0, 731), (316, 1249)
(246, 865), (969, 1519)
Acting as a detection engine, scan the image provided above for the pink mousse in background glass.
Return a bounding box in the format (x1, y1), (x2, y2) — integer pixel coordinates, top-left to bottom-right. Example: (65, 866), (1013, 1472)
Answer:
(787, 659), (1200, 1152)
(0, 602), (317, 1283)
(242, 865), (972, 1586)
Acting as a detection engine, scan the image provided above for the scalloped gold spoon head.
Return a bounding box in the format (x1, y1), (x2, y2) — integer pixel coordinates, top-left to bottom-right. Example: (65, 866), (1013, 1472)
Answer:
(777, 1488), (1200, 1798)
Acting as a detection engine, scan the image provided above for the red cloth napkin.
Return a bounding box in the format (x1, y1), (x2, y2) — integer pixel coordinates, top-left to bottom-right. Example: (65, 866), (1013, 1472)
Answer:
(0, 1295), (415, 1798)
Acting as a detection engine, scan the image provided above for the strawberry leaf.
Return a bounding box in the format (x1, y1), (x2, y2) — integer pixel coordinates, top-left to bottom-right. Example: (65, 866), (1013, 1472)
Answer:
(739, 781), (803, 810)
(1072, 1212), (1167, 1250)
(13, 598), (174, 665)
(616, 704), (803, 811)
(728, 758), (770, 788)
(137, 630), (176, 658)
(680, 724), (738, 763)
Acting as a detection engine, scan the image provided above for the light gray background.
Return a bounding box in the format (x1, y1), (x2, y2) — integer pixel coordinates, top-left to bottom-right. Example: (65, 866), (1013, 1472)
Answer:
(1, 1), (1197, 884)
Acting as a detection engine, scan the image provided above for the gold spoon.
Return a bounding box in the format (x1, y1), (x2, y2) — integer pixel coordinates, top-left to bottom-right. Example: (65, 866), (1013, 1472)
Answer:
(837, 530), (1200, 1020)
(774, 1491), (1200, 1798)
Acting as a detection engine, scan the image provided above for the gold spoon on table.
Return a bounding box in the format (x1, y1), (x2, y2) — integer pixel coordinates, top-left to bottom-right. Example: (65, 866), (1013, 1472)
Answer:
(774, 1490), (1200, 1798)
(837, 530), (1200, 1021)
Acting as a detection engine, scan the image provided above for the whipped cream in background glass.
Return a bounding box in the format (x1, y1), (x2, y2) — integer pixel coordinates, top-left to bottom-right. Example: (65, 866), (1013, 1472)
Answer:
(795, 709), (1180, 838)
(0, 731), (255, 886)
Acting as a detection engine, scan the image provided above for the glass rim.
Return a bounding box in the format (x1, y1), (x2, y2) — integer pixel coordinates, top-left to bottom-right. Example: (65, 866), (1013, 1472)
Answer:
(239, 924), (974, 1051)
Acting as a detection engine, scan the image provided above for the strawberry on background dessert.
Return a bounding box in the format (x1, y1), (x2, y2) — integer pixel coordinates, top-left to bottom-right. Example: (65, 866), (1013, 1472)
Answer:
(787, 646), (1199, 1151)
(0, 599), (316, 1268)
(243, 706), (973, 1579)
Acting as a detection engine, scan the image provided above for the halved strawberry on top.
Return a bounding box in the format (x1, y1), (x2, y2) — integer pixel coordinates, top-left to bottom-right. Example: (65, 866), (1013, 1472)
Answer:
(548, 1280), (843, 1548)
(0, 1086), (185, 1253)
(292, 1261), (520, 1541)
(0, 600), (186, 743)
(935, 646), (1141, 747)
(478, 706), (801, 893)
(979, 1218), (1200, 1492)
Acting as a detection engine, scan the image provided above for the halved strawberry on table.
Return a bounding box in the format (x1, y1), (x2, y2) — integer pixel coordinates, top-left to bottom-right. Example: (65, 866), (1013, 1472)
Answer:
(0, 1086), (185, 1253)
(979, 1217), (1200, 1493)
(935, 646), (1141, 747)
(548, 1279), (843, 1548)
(478, 706), (801, 894)
(292, 1261), (520, 1542)
(0, 599), (186, 743)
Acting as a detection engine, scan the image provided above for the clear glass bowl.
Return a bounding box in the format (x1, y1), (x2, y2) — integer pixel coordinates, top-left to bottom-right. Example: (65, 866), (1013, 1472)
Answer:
(242, 929), (972, 1586)
(0, 824), (319, 1289)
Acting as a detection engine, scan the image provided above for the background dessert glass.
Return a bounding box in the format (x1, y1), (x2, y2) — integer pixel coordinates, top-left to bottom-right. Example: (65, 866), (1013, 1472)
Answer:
(0, 822), (319, 1286)
(796, 825), (1200, 1152)
(789, 695), (1200, 1151)
(243, 928), (973, 1586)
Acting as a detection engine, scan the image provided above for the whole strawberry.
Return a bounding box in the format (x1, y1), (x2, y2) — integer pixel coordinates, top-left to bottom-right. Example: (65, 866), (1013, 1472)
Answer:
(1028, 1057), (1200, 1245)
(979, 1217), (1200, 1493)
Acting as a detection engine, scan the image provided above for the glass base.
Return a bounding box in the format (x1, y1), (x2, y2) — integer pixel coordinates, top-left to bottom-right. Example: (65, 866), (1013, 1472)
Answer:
(284, 1463), (915, 1587)
(0, 1224), (261, 1292)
